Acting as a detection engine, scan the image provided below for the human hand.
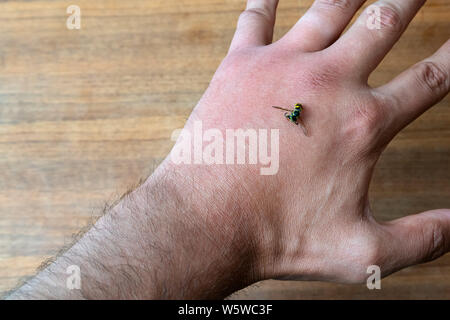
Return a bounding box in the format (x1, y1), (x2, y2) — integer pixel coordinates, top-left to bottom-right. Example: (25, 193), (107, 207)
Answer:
(164, 0), (450, 285)
(10, 0), (449, 300)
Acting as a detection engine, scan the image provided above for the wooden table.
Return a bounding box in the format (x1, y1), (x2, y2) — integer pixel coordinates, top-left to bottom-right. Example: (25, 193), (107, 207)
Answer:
(0, 0), (449, 299)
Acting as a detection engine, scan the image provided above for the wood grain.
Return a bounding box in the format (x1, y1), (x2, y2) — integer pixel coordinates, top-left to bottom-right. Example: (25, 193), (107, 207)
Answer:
(0, 0), (449, 299)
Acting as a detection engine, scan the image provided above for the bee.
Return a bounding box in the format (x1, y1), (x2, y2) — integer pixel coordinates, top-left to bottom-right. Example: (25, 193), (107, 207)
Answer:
(272, 103), (308, 136)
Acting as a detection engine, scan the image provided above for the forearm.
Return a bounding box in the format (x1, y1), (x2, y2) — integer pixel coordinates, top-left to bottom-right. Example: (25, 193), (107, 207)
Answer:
(7, 162), (261, 299)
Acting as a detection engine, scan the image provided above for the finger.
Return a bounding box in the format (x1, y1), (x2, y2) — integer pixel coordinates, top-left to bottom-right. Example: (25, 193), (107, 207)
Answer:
(375, 40), (450, 133)
(381, 209), (450, 274)
(229, 0), (279, 52)
(281, 0), (366, 51)
(333, 0), (426, 78)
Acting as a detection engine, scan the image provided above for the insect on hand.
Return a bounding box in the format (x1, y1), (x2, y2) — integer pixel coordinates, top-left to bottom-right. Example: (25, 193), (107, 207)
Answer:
(272, 103), (308, 136)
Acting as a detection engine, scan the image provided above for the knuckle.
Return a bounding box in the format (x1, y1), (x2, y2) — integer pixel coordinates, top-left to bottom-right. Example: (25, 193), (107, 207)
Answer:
(301, 63), (342, 90)
(372, 2), (403, 31)
(239, 7), (272, 24)
(218, 52), (247, 77)
(344, 100), (385, 143)
(306, 70), (338, 89)
(314, 0), (352, 10)
(413, 61), (449, 95)
(421, 221), (446, 262)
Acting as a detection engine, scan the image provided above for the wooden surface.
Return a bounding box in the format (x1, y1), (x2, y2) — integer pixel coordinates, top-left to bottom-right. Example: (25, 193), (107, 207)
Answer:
(0, 0), (449, 299)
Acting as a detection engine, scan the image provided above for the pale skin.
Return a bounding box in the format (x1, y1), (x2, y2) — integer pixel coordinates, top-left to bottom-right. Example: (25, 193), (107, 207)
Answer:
(7, 0), (450, 299)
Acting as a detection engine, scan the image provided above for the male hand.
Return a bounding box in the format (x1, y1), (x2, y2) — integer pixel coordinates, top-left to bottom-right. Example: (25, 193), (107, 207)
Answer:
(9, 0), (450, 299)
(170, 0), (450, 284)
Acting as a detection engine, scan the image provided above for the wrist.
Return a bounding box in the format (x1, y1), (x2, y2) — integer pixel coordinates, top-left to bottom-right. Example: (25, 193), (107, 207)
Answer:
(152, 160), (274, 296)
(10, 161), (269, 299)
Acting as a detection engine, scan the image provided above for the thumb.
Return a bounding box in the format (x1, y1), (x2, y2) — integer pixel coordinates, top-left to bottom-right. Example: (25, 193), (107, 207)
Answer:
(382, 209), (450, 273)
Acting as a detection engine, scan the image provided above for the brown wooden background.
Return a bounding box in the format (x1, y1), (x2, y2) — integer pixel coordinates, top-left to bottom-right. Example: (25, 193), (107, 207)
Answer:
(0, 0), (449, 299)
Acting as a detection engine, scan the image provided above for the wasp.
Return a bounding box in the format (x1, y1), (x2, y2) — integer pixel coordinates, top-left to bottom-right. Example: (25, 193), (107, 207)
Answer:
(272, 103), (308, 136)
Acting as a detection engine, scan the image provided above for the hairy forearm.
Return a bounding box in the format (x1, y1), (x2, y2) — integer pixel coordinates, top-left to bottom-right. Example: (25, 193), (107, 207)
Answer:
(7, 162), (261, 299)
